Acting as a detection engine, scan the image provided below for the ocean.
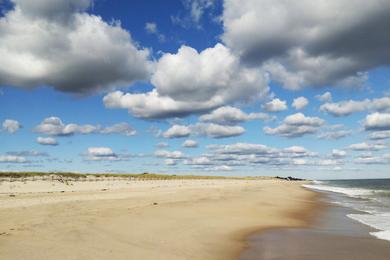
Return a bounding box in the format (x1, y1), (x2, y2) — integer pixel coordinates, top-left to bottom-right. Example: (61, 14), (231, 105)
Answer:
(305, 179), (390, 242)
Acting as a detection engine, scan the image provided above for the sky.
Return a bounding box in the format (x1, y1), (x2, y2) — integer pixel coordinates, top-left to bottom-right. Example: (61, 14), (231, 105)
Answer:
(1, 0), (390, 180)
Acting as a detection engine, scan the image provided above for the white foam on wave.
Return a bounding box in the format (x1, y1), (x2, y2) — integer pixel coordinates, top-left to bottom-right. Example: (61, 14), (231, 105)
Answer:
(347, 213), (390, 242)
(371, 230), (390, 242)
(330, 200), (376, 214)
(304, 181), (390, 242)
(303, 184), (373, 198)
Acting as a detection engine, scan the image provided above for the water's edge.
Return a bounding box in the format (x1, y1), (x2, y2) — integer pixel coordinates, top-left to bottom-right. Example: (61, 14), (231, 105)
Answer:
(304, 179), (390, 242)
(239, 181), (390, 260)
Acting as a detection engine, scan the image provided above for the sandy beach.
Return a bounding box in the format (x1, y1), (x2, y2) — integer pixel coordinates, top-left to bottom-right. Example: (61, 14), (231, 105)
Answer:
(0, 178), (317, 260)
(1, 0), (389, 259)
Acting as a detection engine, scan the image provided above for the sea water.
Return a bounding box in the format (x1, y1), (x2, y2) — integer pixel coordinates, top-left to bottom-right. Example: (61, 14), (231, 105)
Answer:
(304, 179), (390, 242)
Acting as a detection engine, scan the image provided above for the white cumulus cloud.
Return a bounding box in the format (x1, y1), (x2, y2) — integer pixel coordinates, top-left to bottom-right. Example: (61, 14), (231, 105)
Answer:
(0, 155), (28, 163)
(222, 0), (390, 90)
(36, 136), (58, 146)
(332, 149), (347, 158)
(0, 0), (151, 93)
(34, 117), (136, 136)
(199, 106), (270, 125)
(316, 92), (332, 103)
(349, 142), (387, 151)
(155, 150), (185, 159)
(99, 122), (136, 136)
(369, 130), (390, 140)
(262, 98), (287, 112)
(364, 113), (390, 131)
(34, 117), (98, 136)
(162, 125), (191, 139)
(192, 123), (245, 138)
(264, 113), (325, 138)
(104, 43), (269, 119)
(182, 140), (198, 148)
(292, 97), (309, 110)
(84, 147), (118, 161)
(320, 97), (390, 117)
(2, 119), (22, 133)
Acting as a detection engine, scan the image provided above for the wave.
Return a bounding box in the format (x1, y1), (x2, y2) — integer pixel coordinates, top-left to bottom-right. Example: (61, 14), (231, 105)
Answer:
(348, 213), (390, 242)
(372, 191), (390, 198)
(304, 181), (390, 242)
(303, 183), (373, 198)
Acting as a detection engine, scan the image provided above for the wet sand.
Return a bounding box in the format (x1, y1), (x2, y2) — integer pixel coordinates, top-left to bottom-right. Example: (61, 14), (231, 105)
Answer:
(240, 191), (390, 260)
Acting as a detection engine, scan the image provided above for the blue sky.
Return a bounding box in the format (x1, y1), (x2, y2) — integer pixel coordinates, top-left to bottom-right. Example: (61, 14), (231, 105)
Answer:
(1, 0), (390, 179)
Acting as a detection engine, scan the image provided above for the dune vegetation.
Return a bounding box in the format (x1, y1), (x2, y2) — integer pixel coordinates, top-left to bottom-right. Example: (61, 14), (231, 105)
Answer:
(0, 171), (266, 181)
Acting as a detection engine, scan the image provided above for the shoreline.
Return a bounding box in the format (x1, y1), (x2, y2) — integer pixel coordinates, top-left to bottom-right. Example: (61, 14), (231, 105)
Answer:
(235, 187), (324, 259)
(0, 178), (317, 260)
(240, 188), (390, 260)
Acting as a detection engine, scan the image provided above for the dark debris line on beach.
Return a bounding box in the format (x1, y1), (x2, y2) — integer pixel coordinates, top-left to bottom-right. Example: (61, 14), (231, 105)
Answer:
(275, 176), (306, 181)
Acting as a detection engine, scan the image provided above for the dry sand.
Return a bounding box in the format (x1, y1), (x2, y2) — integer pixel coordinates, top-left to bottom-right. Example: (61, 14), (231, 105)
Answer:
(0, 178), (318, 260)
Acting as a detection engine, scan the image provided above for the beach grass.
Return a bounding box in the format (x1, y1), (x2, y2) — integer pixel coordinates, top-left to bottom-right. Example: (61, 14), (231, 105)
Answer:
(0, 171), (265, 180)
